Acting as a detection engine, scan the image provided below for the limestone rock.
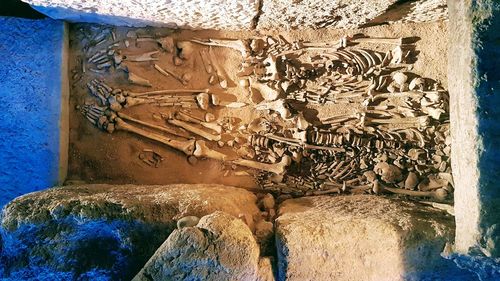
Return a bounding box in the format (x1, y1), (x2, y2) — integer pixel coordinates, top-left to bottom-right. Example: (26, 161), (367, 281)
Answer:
(275, 195), (459, 281)
(0, 184), (260, 280)
(133, 211), (274, 281)
(258, 0), (399, 30)
(22, 0), (259, 30)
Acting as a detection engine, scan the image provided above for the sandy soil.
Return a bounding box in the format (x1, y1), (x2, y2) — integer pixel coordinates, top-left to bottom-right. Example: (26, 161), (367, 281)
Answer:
(66, 21), (449, 190)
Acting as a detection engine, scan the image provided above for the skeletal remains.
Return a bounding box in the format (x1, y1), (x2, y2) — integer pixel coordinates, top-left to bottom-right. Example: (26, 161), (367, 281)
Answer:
(77, 28), (452, 203)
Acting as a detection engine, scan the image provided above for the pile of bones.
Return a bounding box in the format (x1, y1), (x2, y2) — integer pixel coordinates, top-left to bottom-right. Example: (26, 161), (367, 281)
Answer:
(76, 27), (452, 202)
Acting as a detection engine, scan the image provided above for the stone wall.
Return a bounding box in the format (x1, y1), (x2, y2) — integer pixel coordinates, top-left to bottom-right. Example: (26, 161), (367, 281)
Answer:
(447, 0), (500, 259)
(0, 17), (68, 207)
(22, 0), (449, 30)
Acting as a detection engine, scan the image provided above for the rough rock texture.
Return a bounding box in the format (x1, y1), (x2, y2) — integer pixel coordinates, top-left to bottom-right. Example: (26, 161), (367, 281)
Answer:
(21, 0), (450, 30)
(275, 195), (471, 281)
(448, 0), (500, 258)
(0, 17), (67, 208)
(403, 0), (448, 23)
(257, 0), (399, 30)
(22, 0), (259, 30)
(0, 184), (260, 280)
(133, 211), (274, 281)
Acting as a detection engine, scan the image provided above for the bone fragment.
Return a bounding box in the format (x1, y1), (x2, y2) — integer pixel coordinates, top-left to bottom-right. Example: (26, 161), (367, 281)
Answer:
(128, 72), (152, 87)
(154, 64), (170, 77)
(137, 37), (174, 53)
(158, 67), (188, 85)
(207, 47), (229, 89)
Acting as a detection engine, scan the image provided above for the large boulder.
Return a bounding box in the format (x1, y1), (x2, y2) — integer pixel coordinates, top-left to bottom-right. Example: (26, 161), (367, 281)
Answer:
(275, 195), (472, 281)
(0, 184), (260, 280)
(133, 211), (274, 281)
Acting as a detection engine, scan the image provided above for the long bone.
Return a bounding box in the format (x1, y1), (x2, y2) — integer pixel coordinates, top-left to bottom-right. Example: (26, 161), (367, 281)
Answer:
(175, 111), (222, 134)
(168, 119), (221, 141)
(191, 38), (249, 57)
(116, 112), (188, 138)
(127, 89), (210, 98)
(193, 140), (228, 161)
(372, 180), (448, 202)
(233, 155), (292, 175)
(207, 48), (229, 89)
(360, 115), (430, 128)
(122, 51), (160, 62)
(352, 37), (403, 45)
(114, 117), (196, 156)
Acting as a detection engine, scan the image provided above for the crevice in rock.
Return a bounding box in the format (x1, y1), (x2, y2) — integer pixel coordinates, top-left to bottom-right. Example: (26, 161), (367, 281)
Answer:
(360, 0), (418, 27)
(252, 0), (264, 29)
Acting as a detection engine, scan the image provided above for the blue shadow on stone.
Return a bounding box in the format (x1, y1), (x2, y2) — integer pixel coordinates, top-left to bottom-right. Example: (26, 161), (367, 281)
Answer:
(444, 250), (500, 281)
(0, 17), (66, 208)
(0, 216), (172, 280)
(473, 0), (500, 260)
(31, 5), (179, 28)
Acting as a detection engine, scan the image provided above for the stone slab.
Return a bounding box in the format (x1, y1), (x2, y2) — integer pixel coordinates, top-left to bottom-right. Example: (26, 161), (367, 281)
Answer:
(22, 0), (259, 30)
(0, 184), (260, 280)
(133, 211), (274, 281)
(0, 17), (68, 208)
(257, 0), (398, 30)
(447, 0), (500, 260)
(275, 195), (470, 281)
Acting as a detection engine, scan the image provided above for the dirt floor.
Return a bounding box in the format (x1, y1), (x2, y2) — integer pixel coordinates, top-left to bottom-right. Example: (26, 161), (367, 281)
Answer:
(66, 21), (449, 193)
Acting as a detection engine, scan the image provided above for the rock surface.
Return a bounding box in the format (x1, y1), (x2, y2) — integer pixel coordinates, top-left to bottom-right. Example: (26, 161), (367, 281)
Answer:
(275, 195), (465, 281)
(21, 0), (448, 30)
(0, 17), (67, 208)
(22, 0), (259, 30)
(448, 0), (500, 260)
(258, 0), (398, 30)
(0, 184), (260, 280)
(133, 211), (274, 281)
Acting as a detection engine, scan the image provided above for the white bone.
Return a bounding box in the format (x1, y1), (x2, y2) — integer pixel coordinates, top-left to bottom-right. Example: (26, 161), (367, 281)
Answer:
(255, 99), (291, 119)
(233, 155), (291, 175)
(168, 119), (221, 141)
(193, 140), (228, 161)
(352, 37), (403, 45)
(128, 72), (152, 87)
(117, 112), (187, 138)
(123, 51), (159, 62)
(114, 117), (196, 156)
(191, 38), (249, 57)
